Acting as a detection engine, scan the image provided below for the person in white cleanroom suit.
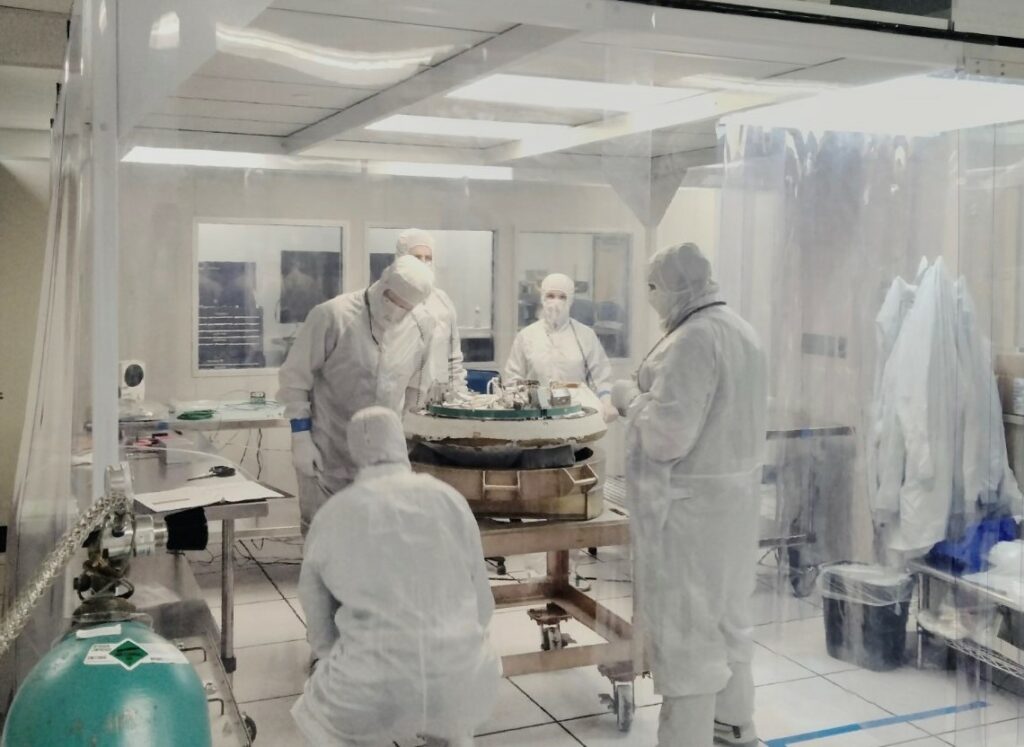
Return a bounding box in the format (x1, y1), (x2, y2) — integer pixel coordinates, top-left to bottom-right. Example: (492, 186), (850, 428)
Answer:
(278, 255), (434, 533)
(611, 243), (767, 747)
(505, 272), (617, 422)
(291, 407), (501, 747)
(395, 228), (468, 405)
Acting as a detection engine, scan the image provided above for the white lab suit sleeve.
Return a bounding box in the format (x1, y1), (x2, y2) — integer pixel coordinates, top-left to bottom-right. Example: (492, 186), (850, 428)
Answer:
(439, 292), (468, 391)
(278, 303), (337, 421)
(298, 526), (341, 661)
(503, 330), (530, 383)
(632, 326), (718, 464)
(582, 326), (613, 398)
(405, 307), (435, 411)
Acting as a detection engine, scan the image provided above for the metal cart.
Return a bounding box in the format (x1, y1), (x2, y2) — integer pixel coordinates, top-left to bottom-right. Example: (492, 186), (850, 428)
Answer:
(479, 506), (642, 731)
(910, 558), (1024, 680)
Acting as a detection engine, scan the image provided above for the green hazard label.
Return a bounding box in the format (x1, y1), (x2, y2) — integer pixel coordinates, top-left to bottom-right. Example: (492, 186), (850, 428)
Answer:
(109, 640), (148, 669)
(84, 638), (188, 670)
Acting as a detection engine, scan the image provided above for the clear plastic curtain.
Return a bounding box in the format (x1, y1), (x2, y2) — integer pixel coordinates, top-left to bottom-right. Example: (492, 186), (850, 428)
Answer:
(1, 4), (93, 700)
(717, 124), (960, 567)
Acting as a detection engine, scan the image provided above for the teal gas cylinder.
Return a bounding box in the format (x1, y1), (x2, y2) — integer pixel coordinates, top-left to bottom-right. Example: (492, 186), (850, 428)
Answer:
(2, 619), (212, 747)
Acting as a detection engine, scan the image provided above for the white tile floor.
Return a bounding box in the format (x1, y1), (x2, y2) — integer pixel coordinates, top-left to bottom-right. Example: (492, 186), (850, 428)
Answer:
(195, 540), (1024, 746)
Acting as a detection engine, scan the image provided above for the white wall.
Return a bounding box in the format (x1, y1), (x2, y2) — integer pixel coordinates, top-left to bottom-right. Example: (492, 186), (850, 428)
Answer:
(0, 160), (48, 527)
(119, 165), (650, 482)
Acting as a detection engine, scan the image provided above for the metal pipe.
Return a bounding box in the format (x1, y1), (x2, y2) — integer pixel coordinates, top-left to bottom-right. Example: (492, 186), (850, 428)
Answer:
(0, 491), (126, 658)
(220, 520), (236, 676)
(87, 0), (120, 500)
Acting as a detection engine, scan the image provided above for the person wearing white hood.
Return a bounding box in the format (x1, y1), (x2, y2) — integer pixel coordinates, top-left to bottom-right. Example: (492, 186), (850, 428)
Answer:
(504, 272), (617, 422)
(292, 406), (501, 747)
(612, 243), (767, 747)
(278, 255), (434, 533)
(395, 229), (468, 404)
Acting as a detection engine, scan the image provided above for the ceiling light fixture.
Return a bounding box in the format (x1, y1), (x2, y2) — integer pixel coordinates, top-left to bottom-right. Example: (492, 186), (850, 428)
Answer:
(366, 161), (512, 180)
(367, 114), (572, 141)
(122, 147), (510, 181)
(723, 75), (1024, 136)
(448, 73), (699, 112)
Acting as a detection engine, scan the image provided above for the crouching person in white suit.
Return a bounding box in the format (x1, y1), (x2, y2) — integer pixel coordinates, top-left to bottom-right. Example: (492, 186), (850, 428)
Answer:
(291, 406), (501, 747)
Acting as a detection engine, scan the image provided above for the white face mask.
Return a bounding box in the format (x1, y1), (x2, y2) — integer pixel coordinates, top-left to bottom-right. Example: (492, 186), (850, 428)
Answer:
(542, 296), (569, 328)
(380, 293), (410, 326)
(647, 284), (673, 320)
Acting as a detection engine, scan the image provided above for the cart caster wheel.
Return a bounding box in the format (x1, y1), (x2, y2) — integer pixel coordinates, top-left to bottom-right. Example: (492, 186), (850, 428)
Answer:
(243, 713), (257, 741)
(790, 566), (819, 599)
(614, 682), (634, 732)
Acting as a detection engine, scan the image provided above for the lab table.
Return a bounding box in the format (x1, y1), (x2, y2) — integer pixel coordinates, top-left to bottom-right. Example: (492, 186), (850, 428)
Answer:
(129, 453), (276, 677)
(479, 506), (640, 729)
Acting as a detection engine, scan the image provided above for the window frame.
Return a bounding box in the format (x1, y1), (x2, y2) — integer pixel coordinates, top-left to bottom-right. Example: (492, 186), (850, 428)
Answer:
(191, 217), (349, 377)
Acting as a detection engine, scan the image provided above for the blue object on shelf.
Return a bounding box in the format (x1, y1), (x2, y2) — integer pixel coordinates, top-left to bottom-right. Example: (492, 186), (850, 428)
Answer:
(927, 515), (1019, 574)
(466, 369), (499, 394)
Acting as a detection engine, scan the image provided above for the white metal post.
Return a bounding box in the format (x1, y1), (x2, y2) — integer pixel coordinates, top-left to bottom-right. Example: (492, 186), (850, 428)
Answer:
(87, 0), (119, 499)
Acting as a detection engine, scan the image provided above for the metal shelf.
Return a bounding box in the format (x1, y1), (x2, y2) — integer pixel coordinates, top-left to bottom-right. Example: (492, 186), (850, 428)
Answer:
(945, 636), (1024, 680)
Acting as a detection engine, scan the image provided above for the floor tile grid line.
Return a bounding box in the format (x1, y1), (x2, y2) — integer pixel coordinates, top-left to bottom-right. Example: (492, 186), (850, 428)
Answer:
(242, 545), (299, 608)
(231, 634), (308, 652)
(934, 713), (1024, 744)
(556, 700), (662, 726)
(747, 620), (855, 680)
(235, 540), (309, 629)
(820, 659), (1021, 739)
(505, 677), (587, 746)
(818, 670), (936, 742)
(762, 701), (988, 747)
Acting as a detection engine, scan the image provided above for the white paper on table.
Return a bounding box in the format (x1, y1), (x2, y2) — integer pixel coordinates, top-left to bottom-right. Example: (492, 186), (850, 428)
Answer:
(135, 479), (284, 512)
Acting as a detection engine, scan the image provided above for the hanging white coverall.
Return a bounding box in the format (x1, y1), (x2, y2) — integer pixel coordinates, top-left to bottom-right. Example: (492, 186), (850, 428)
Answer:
(868, 275), (918, 527)
(278, 256), (434, 532)
(292, 407), (501, 747)
(881, 259), (959, 554)
(614, 243), (767, 747)
(954, 278), (1023, 518)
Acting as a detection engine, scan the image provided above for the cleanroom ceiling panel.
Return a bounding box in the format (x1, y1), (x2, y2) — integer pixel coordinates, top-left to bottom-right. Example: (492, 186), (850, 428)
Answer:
(334, 130), (513, 149)
(269, 0), (512, 34)
(772, 57), (941, 86)
(176, 75), (372, 110)
(401, 98), (600, 127)
(157, 97), (332, 126)
(141, 114), (298, 137)
(560, 127), (718, 158)
(586, 30), (838, 66)
(197, 9), (492, 89)
(511, 41), (803, 86)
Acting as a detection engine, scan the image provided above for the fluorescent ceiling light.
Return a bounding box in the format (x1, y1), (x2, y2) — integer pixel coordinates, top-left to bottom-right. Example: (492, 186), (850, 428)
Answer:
(123, 147), (509, 181)
(123, 146), (295, 169)
(366, 161), (512, 180)
(448, 73), (699, 112)
(367, 114), (571, 141)
(723, 75), (1024, 136)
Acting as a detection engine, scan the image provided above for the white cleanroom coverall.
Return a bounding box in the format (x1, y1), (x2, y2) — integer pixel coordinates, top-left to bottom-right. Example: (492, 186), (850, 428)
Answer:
(618, 243), (766, 747)
(277, 256), (434, 531)
(292, 407), (500, 747)
(395, 228), (468, 404)
(504, 273), (616, 420)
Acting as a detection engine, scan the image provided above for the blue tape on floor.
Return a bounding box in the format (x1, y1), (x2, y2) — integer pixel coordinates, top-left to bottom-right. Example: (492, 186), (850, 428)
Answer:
(763, 700), (987, 746)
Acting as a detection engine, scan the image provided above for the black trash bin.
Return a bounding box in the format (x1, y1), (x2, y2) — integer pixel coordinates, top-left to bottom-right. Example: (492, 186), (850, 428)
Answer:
(820, 563), (913, 671)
